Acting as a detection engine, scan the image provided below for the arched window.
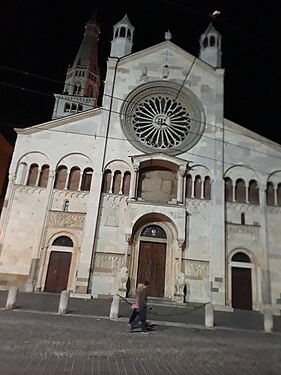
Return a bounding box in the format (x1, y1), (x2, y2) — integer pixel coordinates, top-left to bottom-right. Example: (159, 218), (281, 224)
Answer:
(241, 212), (245, 225)
(248, 180), (259, 204)
(235, 179), (246, 202)
(232, 252), (250, 263)
(141, 225), (167, 239)
(16, 162), (27, 185)
(113, 171), (121, 194)
(26, 164), (39, 186)
(277, 183), (281, 206)
(204, 176), (211, 200)
(225, 177), (233, 202)
(81, 168), (93, 191)
(194, 175), (201, 199)
(114, 28), (119, 38)
(52, 236), (73, 247)
(38, 165), (49, 188)
(127, 28), (131, 40)
(120, 27), (126, 37)
(63, 200), (69, 212)
(54, 166), (67, 189)
(102, 170), (112, 193)
(266, 182), (275, 206)
(122, 172), (131, 195)
(210, 36), (216, 46)
(186, 174), (192, 198)
(203, 37), (208, 48)
(68, 167), (80, 190)
(64, 103), (70, 112)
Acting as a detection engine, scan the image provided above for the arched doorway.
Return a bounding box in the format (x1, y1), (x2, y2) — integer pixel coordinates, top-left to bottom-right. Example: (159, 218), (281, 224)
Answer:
(137, 225), (167, 297)
(231, 252), (252, 310)
(44, 236), (73, 293)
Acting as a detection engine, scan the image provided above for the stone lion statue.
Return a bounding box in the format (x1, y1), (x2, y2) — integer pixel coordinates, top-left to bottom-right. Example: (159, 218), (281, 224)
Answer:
(118, 266), (128, 293)
(174, 272), (186, 296)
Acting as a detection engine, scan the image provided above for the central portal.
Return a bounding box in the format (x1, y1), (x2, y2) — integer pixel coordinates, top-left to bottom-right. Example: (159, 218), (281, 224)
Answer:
(137, 239), (166, 297)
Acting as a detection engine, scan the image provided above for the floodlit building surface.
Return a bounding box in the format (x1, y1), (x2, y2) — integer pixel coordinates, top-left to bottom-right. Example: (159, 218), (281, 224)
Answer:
(0, 134), (13, 214)
(0, 12), (280, 315)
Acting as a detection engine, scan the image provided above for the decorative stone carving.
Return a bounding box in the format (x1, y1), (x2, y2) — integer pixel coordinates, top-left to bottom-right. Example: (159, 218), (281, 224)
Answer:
(183, 260), (209, 280)
(49, 212), (85, 228)
(226, 223), (259, 240)
(118, 266), (128, 298)
(94, 253), (125, 270)
(174, 272), (186, 303)
(140, 65), (149, 82)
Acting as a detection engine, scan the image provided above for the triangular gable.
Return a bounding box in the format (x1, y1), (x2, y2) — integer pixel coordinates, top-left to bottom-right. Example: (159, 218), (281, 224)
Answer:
(112, 40), (218, 76)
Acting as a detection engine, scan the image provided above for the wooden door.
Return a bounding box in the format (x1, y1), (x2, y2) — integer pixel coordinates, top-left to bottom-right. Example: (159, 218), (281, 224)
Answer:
(137, 241), (166, 297)
(45, 251), (72, 293)
(231, 267), (252, 310)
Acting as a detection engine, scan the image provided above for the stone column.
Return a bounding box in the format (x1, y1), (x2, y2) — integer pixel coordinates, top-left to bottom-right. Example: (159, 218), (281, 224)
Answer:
(6, 286), (19, 310)
(124, 234), (131, 266)
(129, 165), (139, 200)
(176, 167), (185, 203)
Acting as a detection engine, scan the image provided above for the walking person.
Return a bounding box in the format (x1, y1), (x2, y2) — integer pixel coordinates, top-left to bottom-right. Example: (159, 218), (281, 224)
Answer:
(128, 283), (143, 327)
(130, 280), (150, 334)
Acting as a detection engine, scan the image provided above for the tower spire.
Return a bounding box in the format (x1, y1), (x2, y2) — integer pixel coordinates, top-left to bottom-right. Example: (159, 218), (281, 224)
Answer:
(110, 14), (135, 58)
(199, 22), (222, 68)
(52, 9), (101, 119)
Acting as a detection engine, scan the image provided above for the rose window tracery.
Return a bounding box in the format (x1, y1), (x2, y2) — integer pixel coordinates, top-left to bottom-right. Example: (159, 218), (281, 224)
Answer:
(120, 82), (205, 156)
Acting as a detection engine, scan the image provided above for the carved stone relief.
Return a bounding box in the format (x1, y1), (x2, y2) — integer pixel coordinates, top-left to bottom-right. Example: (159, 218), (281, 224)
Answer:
(94, 253), (125, 271)
(183, 260), (209, 280)
(49, 212), (85, 228)
(226, 223), (259, 240)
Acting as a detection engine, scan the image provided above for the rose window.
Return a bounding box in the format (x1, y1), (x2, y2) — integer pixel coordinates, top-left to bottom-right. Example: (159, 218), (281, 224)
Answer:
(132, 96), (191, 149)
(120, 82), (205, 156)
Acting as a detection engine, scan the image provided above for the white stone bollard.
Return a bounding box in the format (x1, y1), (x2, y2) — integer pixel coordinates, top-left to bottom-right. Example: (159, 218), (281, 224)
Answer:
(58, 290), (70, 315)
(205, 302), (214, 328)
(109, 295), (120, 319)
(5, 286), (19, 310)
(263, 305), (273, 333)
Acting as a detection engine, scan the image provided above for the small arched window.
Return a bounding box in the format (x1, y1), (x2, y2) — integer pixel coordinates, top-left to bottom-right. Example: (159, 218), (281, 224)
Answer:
(122, 172), (131, 195)
(203, 37), (208, 48)
(204, 176), (211, 200)
(248, 180), (259, 204)
(225, 177), (233, 202)
(120, 27), (126, 37)
(210, 36), (216, 46)
(127, 28), (131, 40)
(16, 162), (27, 185)
(26, 164), (39, 186)
(266, 182), (275, 206)
(54, 166), (67, 189)
(102, 170), (112, 193)
(232, 252), (250, 263)
(52, 236), (73, 247)
(241, 212), (245, 225)
(194, 175), (201, 199)
(38, 165), (49, 188)
(235, 179), (246, 203)
(63, 200), (69, 212)
(68, 167), (80, 191)
(113, 171), (122, 194)
(186, 174), (192, 198)
(81, 168), (93, 191)
(141, 225), (167, 239)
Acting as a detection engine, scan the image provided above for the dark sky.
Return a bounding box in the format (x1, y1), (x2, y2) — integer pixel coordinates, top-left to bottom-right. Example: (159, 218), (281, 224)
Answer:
(0, 0), (280, 146)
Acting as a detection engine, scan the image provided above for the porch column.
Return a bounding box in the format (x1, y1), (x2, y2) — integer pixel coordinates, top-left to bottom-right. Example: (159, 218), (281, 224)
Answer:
(124, 233), (132, 266)
(176, 167), (185, 203)
(129, 165), (139, 200)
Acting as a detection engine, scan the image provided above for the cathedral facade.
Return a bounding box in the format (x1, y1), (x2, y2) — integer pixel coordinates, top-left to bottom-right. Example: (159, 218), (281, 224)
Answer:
(0, 13), (281, 315)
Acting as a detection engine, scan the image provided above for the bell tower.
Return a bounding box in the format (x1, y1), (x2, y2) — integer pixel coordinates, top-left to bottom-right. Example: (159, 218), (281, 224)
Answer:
(52, 10), (100, 119)
(199, 23), (222, 68)
(110, 14), (135, 58)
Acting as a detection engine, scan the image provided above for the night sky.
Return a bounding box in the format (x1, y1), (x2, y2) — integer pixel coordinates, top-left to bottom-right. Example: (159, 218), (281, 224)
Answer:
(0, 0), (280, 146)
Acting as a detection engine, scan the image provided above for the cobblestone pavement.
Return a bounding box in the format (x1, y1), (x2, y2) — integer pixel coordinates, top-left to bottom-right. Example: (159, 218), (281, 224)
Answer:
(0, 309), (281, 375)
